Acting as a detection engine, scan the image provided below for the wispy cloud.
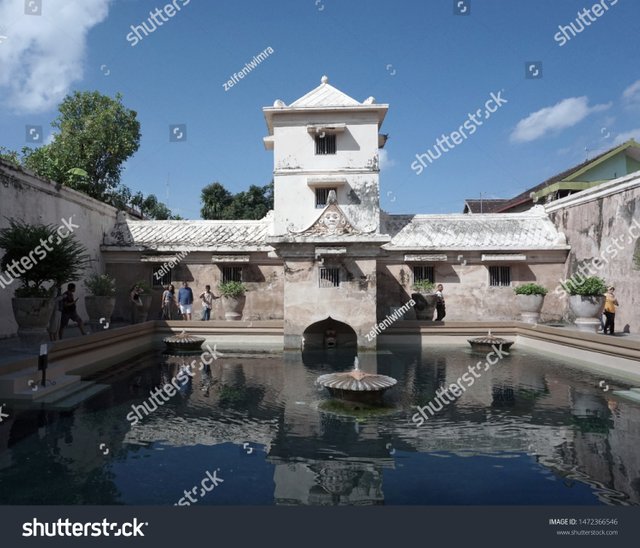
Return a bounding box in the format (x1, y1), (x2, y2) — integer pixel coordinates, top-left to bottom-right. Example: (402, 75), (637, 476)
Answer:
(622, 80), (640, 108)
(510, 97), (611, 143)
(0, 0), (111, 113)
(613, 128), (640, 145)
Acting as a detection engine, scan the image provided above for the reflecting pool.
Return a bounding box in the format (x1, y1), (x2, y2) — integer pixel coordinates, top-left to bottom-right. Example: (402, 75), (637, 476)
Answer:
(0, 345), (638, 505)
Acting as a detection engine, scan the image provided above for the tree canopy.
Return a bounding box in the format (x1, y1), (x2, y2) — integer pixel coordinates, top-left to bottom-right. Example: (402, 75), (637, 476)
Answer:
(1, 91), (178, 220)
(201, 181), (273, 220)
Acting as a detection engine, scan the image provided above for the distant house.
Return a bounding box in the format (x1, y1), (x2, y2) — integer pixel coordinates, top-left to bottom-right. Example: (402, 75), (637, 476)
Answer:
(462, 199), (509, 214)
(463, 140), (640, 213)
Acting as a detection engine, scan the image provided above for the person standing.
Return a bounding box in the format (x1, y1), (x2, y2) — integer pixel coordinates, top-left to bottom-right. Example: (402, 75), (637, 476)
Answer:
(603, 286), (619, 335)
(199, 285), (217, 321)
(59, 283), (86, 339)
(162, 284), (177, 320)
(435, 284), (446, 321)
(178, 281), (194, 321)
(129, 284), (143, 324)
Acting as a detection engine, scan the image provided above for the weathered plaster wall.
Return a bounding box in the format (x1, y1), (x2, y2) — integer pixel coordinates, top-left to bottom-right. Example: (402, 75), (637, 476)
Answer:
(281, 256), (377, 349)
(105, 255), (284, 322)
(377, 259), (566, 322)
(547, 178), (640, 332)
(0, 162), (118, 338)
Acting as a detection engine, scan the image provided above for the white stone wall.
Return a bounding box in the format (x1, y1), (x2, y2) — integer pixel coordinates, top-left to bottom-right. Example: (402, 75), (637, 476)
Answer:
(271, 111), (381, 235)
(0, 162), (118, 338)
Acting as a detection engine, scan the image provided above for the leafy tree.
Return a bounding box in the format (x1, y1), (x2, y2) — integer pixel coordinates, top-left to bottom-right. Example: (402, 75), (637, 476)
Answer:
(201, 182), (233, 219)
(23, 91), (141, 201)
(200, 181), (273, 220)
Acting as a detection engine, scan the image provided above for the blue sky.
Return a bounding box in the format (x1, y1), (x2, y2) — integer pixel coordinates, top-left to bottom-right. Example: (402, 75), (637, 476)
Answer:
(1, 0), (639, 218)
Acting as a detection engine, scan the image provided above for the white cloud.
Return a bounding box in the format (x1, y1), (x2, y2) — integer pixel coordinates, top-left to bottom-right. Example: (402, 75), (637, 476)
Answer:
(510, 97), (611, 143)
(379, 149), (395, 170)
(622, 80), (640, 107)
(613, 128), (640, 145)
(0, 0), (111, 113)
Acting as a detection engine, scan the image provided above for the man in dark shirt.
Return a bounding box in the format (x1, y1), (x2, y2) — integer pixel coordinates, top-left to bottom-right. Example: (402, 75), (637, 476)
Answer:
(178, 281), (194, 320)
(59, 283), (86, 339)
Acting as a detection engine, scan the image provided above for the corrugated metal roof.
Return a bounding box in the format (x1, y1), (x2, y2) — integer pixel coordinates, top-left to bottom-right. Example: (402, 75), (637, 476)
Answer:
(383, 208), (568, 250)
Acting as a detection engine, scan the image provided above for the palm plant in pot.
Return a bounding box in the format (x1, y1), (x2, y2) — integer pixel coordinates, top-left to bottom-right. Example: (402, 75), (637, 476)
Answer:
(411, 279), (437, 320)
(84, 273), (116, 329)
(563, 275), (607, 332)
(0, 219), (90, 342)
(514, 283), (548, 323)
(219, 280), (246, 320)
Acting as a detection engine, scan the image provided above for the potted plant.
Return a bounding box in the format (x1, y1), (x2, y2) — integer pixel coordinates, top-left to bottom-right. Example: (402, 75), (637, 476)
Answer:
(514, 283), (548, 323)
(132, 279), (154, 323)
(411, 279), (437, 320)
(0, 219), (90, 343)
(84, 273), (116, 329)
(219, 281), (246, 320)
(564, 275), (607, 332)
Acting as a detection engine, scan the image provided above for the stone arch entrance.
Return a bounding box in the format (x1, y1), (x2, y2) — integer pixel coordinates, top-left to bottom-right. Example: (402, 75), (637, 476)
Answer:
(302, 317), (357, 349)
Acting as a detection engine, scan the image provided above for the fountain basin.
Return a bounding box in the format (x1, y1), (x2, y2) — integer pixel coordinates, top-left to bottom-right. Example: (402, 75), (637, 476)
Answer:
(162, 330), (206, 353)
(467, 332), (514, 353)
(317, 359), (397, 405)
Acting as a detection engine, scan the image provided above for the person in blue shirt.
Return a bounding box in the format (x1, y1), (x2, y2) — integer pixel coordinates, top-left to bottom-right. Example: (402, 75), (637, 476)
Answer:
(177, 281), (194, 321)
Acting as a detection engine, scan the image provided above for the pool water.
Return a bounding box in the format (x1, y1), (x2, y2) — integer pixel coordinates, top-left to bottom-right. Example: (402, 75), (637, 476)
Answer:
(0, 345), (638, 505)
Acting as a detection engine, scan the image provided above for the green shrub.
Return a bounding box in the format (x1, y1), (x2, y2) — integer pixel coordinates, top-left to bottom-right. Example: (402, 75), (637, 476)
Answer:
(413, 279), (435, 293)
(0, 218), (91, 296)
(84, 273), (116, 296)
(219, 280), (246, 297)
(564, 275), (607, 296)
(514, 283), (548, 296)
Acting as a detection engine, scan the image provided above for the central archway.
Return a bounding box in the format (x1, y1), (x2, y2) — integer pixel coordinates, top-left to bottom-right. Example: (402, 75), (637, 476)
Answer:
(302, 317), (357, 349)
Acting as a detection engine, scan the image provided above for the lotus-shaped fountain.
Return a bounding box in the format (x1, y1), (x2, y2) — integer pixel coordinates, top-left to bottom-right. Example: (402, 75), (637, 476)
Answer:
(467, 330), (514, 353)
(163, 330), (206, 353)
(316, 357), (397, 405)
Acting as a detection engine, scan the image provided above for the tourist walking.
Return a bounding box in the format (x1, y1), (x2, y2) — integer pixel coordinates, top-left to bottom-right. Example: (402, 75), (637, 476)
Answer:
(435, 284), (446, 321)
(162, 284), (176, 320)
(59, 283), (86, 339)
(199, 285), (217, 321)
(603, 286), (619, 335)
(178, 281), (194, 321)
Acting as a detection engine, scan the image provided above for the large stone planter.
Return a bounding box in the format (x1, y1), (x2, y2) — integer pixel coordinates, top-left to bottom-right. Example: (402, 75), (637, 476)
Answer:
(85, 296), (116, 329)
(411, 292), (437, 321)
(12, 297), (56, 345)
(222, 295), (245, 320)
(133, 294), (154, 323)
(516, 294), (544, 324)
(569, 295), (604, 332)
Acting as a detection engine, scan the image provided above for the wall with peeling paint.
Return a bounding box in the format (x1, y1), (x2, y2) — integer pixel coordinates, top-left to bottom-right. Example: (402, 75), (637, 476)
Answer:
(271, 111), (381, 235)
(547, 177), (640, 332)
